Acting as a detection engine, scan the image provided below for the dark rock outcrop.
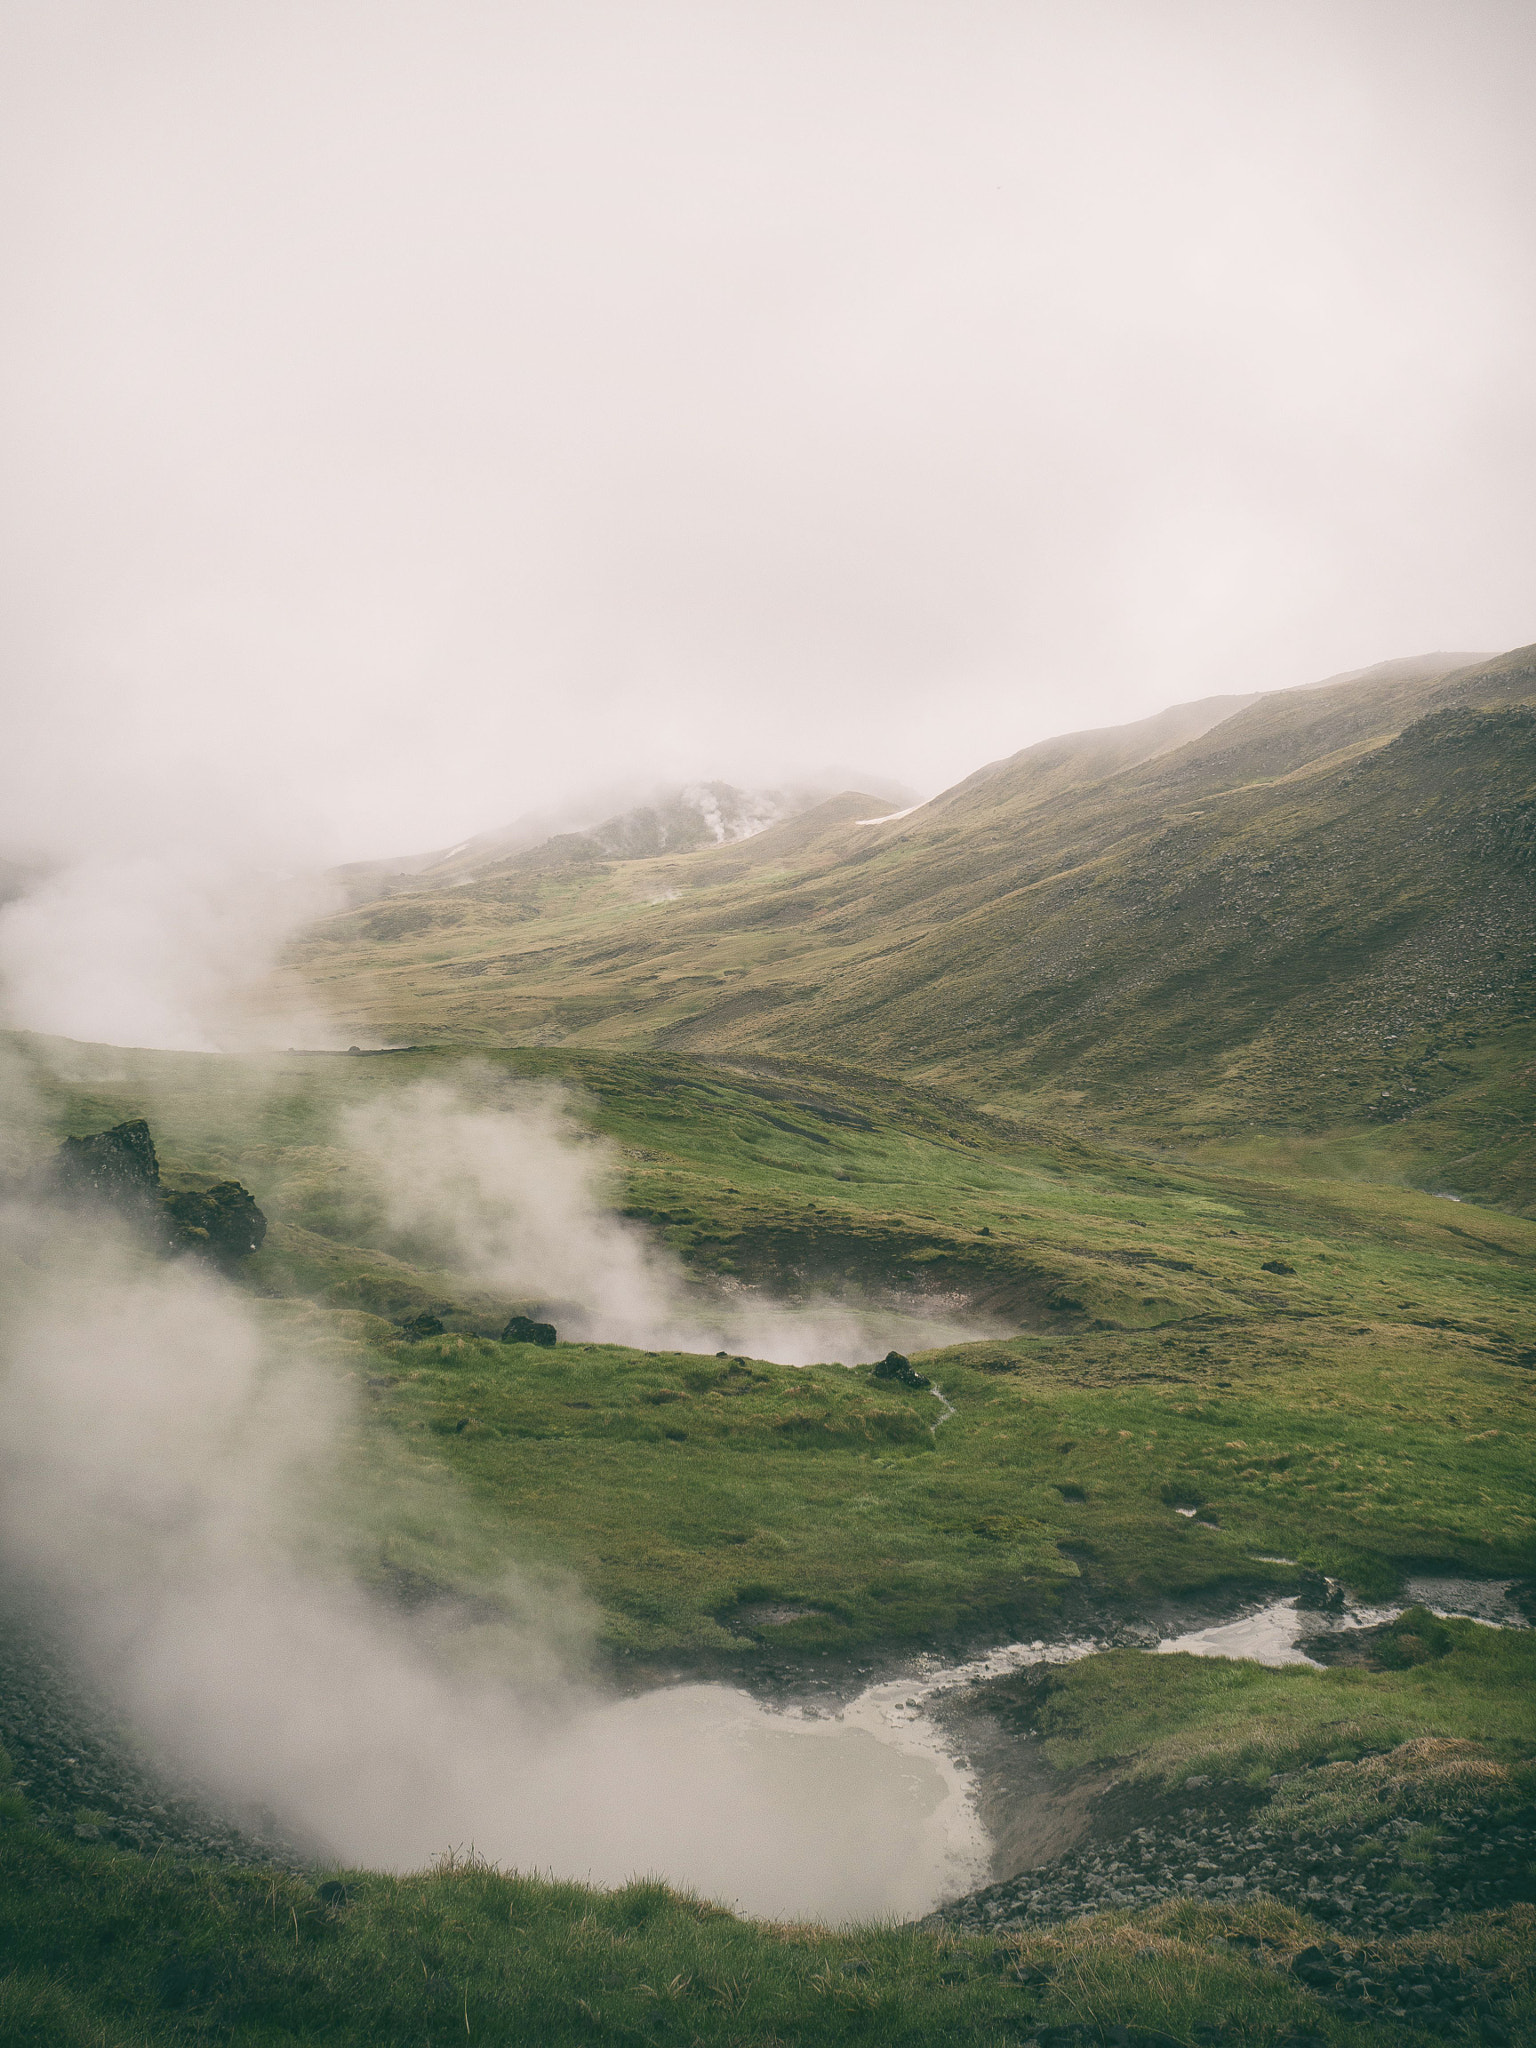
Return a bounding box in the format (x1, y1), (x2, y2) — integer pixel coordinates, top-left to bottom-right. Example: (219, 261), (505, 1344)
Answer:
(56, 1119), (161, 1206)
(160, 1183), (267, 1264)
(1294, 1570), (1345, 1613)
(54, 1121), (266, 1265)
(872, 1349), (930, 1388)
(399, 1312), (445, 1341)
(501, 1314), (557, 1347)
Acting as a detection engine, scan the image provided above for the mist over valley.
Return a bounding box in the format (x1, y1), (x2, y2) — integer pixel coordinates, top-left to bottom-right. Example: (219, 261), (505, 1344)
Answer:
(2, 2), (1534, 2039)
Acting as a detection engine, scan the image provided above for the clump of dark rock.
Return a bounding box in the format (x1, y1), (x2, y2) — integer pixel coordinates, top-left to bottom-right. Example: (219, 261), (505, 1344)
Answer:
(56, 1118), (160, 1205)
(872, 1349), (930, 1388)
(501, 1314), (557, 1347)
(160, 1182), (267, 1263)
(1262, 1259), (1297, 1275)
(54, 1120), (266, 1266)
(1294, 1570), (1345, 1613)
(398, 1312), (445, 1341)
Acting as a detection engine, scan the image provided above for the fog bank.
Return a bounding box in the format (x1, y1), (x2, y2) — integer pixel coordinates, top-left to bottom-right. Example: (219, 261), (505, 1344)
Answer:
(3, 0), (1533, 879)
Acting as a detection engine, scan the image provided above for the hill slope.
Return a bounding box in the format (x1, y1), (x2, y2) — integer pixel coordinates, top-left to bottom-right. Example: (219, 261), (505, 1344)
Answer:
(285, 647), (1536, 1208)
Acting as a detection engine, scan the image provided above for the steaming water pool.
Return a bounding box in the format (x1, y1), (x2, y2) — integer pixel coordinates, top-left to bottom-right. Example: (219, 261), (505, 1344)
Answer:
(550, 1577), (1524, 1920)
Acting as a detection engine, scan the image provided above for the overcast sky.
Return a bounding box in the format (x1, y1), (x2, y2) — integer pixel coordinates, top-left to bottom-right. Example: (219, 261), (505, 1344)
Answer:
(2, 0), (1533, 869)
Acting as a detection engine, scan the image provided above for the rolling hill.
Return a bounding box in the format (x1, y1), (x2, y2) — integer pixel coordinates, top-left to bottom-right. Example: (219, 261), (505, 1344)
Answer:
(285, 646), (1536, 1211)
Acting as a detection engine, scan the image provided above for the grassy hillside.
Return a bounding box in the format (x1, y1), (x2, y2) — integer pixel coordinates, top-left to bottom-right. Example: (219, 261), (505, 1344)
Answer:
(7, 654), (1535, 2041)
(10, 1033), (1533, 1662)
(282, 647), (1536, 1211)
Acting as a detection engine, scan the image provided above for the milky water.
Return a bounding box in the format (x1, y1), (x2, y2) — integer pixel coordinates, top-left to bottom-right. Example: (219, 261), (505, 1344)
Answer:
(661, 1575), (1525, 1918)
(1156, 1576), (1527, 1667)
(612, 1632), (1103, 1919)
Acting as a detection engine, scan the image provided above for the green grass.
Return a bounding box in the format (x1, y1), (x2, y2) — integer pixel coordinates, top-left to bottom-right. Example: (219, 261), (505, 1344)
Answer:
(3, 1814), (1531, 2046)
(1031, 1617), (1536, 1788)
(9, 1031), (1534, 1662)
(7, 655), (1536, 2037)
(9, 1025), (1531, 2035)
(353, 1314), (1536, 1663)
(279, 651), (1536, 1213)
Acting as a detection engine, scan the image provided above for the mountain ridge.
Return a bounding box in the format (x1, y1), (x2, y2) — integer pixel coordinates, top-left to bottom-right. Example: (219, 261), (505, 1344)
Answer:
(284, 645), (1536, 1210)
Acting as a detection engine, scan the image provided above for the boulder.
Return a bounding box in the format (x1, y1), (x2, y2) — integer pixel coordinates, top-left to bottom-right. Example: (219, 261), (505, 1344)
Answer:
(56, 1119), (161, 1203)
(399, 1312), (445, 1341)
(161, 1183), (268, 1264)
(871, 1349), (930, 1388)
(57, 1120), (267, 1264)
(501, 1314), (557, 1347)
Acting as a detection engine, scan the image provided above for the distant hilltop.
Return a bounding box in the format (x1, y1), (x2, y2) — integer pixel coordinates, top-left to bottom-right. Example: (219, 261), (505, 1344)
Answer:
(327, 776), (916, 911)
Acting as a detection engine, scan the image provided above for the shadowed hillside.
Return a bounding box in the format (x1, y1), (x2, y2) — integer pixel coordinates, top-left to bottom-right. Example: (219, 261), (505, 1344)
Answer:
(285, 647), (1536, 1209)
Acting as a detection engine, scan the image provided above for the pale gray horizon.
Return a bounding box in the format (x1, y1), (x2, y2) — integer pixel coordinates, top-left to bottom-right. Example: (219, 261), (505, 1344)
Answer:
(2, 0), (1533, 879)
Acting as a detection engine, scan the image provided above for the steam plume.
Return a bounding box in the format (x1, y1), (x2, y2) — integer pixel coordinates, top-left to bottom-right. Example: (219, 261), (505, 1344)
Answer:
(0, 1197), (983, 1919)
(344, 1076), (995, 1364)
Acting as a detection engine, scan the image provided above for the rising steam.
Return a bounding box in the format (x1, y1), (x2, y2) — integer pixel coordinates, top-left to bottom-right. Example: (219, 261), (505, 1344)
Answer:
(0, 1184), (984, 1920)
(0, 853), (335, 1054)
(343, 1076), (994, 1365)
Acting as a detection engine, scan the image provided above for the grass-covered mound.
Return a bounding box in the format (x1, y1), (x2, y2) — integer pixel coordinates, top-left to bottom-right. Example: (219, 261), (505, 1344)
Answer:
(1032, 1614), (1536, 1786)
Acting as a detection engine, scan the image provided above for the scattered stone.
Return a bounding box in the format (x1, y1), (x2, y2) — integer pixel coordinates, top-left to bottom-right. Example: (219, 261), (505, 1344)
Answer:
(501, 1314), (557, 1347)
(932, 1761), (1531, 2042)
